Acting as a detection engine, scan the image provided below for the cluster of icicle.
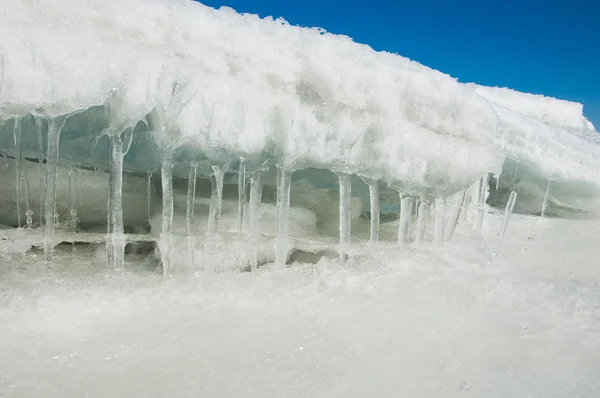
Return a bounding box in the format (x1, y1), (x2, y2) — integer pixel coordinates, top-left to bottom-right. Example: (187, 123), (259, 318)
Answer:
(5, 98), (540, 277)
(3, 109), (513, 278)
(0, 0), (567, 274)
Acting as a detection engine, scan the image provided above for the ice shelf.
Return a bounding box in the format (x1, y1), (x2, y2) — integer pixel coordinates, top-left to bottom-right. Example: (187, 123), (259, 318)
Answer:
(0, 0), (599, 271)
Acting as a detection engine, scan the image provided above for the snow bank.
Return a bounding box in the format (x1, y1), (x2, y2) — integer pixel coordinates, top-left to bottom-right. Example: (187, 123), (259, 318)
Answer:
(1, 0), (599, 199)
(0, 0), (500, 197)
(475, 86), (595, 131)
(471, 85), (600, 186)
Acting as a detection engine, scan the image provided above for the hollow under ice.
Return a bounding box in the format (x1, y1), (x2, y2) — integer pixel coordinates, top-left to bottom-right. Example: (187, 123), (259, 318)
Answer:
(0, 0), (599, 272)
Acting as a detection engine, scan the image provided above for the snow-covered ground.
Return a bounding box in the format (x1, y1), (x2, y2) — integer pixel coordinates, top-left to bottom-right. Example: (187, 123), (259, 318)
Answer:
(1, 211), (598, 397)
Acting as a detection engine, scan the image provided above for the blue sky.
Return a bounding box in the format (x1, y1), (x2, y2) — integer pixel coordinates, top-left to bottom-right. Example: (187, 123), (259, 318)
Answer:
(198, 0), (600, 129)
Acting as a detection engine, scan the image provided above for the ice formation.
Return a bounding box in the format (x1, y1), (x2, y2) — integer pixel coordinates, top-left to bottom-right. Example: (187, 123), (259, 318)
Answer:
(0, 0), (599, 273)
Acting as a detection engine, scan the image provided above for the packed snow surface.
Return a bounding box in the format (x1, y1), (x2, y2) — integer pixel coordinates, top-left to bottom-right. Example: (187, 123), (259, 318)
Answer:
(1, 212), (599, 397)
(1, 0), (598, 199)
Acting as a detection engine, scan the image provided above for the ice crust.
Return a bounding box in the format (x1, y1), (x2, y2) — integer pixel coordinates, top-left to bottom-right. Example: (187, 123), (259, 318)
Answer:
(0, 0), (598, 199)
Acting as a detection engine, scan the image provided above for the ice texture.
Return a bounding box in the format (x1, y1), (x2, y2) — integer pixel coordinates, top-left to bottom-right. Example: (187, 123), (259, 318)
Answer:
(1, 0), (598, 212)
(1, 0), (503, 199)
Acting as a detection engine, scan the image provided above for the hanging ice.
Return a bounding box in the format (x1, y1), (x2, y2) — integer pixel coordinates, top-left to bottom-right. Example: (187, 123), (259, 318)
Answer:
(0, 0), (598, 275)
(336, 172), (352, 261)
(43, 116), (68, 267)
(475, 173), (491, 237)
(35, 117), (45, 226)
(275, 166), (293, 267)
(497, 191), (518, 250)
(247, 173), (263, 270)
(398, 195), (414, 246)
(186, 164), (197, 274)
(146, 171), (152, 226)
(207, 165), (226, 235)
(67, 165), (78, 232)
(237, 158), (246, 236)
(107, 129), (134, 273)
(541, 179), (551, 217)
(434, 198), (446, 246)
(160, 157), (174, 278)
(444, 190), (467, 242)
(22, 167), (33, 228)
(362, 178), (380, 242)
(13, 118), (22, 228)
(415, 200), (430, 246)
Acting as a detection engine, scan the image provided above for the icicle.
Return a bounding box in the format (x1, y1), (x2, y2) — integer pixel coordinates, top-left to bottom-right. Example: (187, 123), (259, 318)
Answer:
(14, 119), (22, 228)
(434, 198), (446, 246)
(159, 156), (174, 278)
(77, 168), (83, 208)
(512, 160), (520, 190)
(106, 152), (114, 271)
(336, 172), (352, 261)
(275, 165), (293, 267)
(444, 190), (467, 242)
(146, 171), (152, 226)
(206, 165), (226, 234)
(107, 129), (133, 274)
(462, 191), (470, 222)
(248, 174), (263, 239)
(366, 179), (380, 242)
(398, 195), (414, 246)
(475, 173), (491, 237)
(541, 179), (551, 217)
(237, 158), (246, 236)
(68, 165), (78, 232)
(23, 168), (33, 228)
(35, 117), (44, 227)
(497, 191), (518, 251)
(43, 116), (68, 267)
(248, 173), (263, 271)
(186, 164), (197, 274)
(415, 200), (430, 246)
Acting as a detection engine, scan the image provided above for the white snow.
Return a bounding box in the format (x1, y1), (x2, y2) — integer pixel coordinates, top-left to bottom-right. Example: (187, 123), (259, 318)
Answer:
(1, 1), (600, 395)
(1, 211), (599, 397)
(474, 85), (595, 131)
(2, 0), (599, 198)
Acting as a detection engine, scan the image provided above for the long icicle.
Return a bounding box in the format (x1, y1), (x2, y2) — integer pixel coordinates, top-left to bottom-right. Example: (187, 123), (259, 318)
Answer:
(475, 173), (491, 237)
(186, 164), (197, 274)
(237, 158), (246, 236)
(14, 118), (22, 228)
(36, 117), (45, 227)
(497, 191), (518, 250)
(444, 189), (467, 242)
(68, 165), (78, 232)
(398, 195), (414, 245)
(106, 150), (114, 271)
(248, 173), (263, 271)
(337, 172), (352, 261)
(108, 129), (133, 274)
(512, 160), (520, 190)
(366, 179), (380, 242)
(541, 179), (551, 217)
(206, 165), (226, 235)
(415, 200), (430, 246)
(146, 171), (152, 227)
(23, 168), (33, 228)
(275, 165), (292, 267)
(160, 155), (174, 278)
(434, 197), (446, 246)
(43, 116), (68, 268)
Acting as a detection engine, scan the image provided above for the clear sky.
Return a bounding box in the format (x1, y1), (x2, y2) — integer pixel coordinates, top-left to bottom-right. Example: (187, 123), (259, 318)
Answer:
(198, 0), (600, 129)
